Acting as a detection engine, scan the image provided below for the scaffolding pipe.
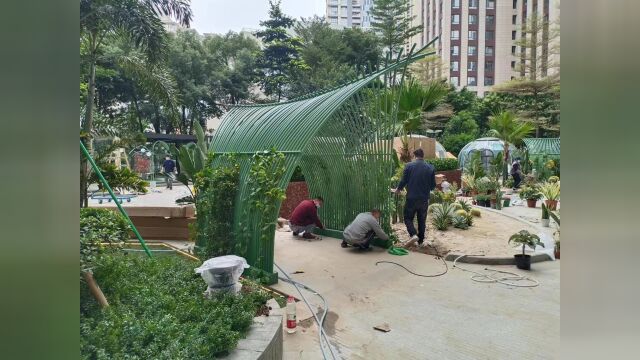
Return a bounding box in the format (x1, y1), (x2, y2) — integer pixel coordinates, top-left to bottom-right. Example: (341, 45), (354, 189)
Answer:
(80, 140), (153, 258)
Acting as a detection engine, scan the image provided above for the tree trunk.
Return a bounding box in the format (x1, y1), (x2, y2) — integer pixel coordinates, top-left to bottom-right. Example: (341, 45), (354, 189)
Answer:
(131, 90), (144, 133)
(503, 142), (510, 182)
(81, 40), (97, 208)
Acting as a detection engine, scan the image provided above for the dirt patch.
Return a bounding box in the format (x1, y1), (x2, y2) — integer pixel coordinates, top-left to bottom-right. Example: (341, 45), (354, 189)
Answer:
(392, 207), (538, 258)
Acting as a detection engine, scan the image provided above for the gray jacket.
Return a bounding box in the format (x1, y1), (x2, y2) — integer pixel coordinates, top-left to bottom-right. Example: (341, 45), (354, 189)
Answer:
(343, 212), (389, 242)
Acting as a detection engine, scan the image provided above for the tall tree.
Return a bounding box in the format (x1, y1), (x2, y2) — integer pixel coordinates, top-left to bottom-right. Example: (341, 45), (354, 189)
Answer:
(496, 8), (560, 137)
(203, 31), (260, 106)
(256, 0), (305, 101)
(80, 0), (192, 207)
(370, 0), (422, 56)
(166, 29), (215, 134)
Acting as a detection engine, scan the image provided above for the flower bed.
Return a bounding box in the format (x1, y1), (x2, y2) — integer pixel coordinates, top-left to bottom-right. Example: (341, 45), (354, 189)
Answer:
(80, 254), (271, 359)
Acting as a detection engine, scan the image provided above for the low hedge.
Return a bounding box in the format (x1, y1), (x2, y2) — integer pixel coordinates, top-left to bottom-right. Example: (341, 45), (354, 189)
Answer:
(80, 208), (129, 270)
(424, 158), (459, 171)
(81, 255), (270, 359)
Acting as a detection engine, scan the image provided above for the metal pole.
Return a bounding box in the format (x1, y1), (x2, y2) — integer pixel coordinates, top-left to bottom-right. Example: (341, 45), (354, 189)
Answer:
(80, 140), (153, 258)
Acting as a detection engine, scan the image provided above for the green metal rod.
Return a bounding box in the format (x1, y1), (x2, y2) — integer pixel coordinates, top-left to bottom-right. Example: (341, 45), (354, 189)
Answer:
(80, 140), (153, 258)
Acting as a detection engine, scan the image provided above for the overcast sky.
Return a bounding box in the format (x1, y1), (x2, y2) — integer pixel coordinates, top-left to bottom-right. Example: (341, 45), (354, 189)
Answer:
(189, 0), (326, 34)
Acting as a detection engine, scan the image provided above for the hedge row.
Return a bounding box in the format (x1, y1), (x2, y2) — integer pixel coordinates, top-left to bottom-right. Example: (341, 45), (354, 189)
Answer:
(424, 158), (459, 171)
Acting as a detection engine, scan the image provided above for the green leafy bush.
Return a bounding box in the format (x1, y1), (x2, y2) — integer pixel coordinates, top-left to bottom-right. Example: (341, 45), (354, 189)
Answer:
(89, 163), (149, 194)
(81, 255), (270, 359)
(442, 133), (476, 157)
(424, 158), (459, 171)
(80, 208), (129, 271)
(194, 154), (241, 258)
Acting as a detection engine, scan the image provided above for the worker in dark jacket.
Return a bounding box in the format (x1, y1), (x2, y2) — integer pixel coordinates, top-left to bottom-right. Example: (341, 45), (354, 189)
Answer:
(289, 196), (324, 239)
(392, 148), (436, 247)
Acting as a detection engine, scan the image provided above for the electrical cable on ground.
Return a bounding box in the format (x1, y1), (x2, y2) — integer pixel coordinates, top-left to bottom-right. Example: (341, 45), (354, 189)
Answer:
(376, 246), (448, 277)
(274, 262), (338, 360)
(452, 254), (540, 287)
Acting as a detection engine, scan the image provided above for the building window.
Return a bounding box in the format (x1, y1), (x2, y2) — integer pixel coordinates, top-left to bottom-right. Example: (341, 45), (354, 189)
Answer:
(511, 45), (516, 54)
(511, 60), (516, 69)
(486, 31), (495, 40)
(468, 61), (477, 71)
(485, 77), (494, 85)
(451, 61), (459, 71)
(487, 0), (495, 9)
(468, 76), (477, 86)
(451, 45), (460, 56)
(469, 30), (477, 40)
(485, 61), (494, 72)
(469, 14), (478, 25)
(486, 15), (494, 25)
(513, 0), (517, 9)
(451, 30), (460, 40)
(452, 14), (460, 24)
(452, 0), (460, 8)
(468, 46), (477, 55)
(469, 0), (478, 9)
(512, 15), (517, 24)
(330, 18), (338, 24)
(485, 46), (494, 56)
(512, 30), (517, 40)
(451, 76), (459, 86)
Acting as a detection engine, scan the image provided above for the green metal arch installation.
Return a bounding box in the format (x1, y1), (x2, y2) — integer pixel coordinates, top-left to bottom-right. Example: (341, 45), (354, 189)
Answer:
(210, 48), (433, 282)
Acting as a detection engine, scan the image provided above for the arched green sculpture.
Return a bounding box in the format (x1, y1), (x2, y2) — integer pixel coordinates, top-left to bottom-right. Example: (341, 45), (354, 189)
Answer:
(209, 45), (435, 283)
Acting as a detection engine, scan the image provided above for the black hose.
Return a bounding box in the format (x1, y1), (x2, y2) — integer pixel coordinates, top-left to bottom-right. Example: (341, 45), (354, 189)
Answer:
(375, 257), (448, 277)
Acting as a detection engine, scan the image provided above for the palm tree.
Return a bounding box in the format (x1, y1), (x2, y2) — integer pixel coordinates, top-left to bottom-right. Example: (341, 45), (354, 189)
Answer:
(488, 111), (535, 181)
(80, 0), (192, 206)
(395, 79), (448, 161)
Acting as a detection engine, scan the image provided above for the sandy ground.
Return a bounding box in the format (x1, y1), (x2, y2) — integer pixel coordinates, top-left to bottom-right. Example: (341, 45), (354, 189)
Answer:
(392, 206), (539, 258)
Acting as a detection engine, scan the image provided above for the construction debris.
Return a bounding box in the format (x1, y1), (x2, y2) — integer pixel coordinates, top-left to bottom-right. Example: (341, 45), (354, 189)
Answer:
(373, 323), (391, 332)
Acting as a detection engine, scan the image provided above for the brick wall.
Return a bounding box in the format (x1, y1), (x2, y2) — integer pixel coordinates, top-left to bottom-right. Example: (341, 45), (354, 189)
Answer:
(279, 181), (309, 219)
(436, 169), (462, 190)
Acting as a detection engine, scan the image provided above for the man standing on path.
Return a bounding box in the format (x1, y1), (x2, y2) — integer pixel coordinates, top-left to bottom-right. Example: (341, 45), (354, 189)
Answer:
(392, 148), (436, 247)
(162, 154), (176, 190)
(289, 196), (325, 240)
(341, 209), (389, 250)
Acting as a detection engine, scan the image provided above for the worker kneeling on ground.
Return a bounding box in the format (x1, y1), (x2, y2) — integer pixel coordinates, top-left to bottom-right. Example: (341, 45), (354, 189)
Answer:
(341, 209), (389, 250)
(289, 196), (324, 240)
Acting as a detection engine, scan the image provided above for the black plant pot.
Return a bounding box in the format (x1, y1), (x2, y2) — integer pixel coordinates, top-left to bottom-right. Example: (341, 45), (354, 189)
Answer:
(514, 254), (531, 270)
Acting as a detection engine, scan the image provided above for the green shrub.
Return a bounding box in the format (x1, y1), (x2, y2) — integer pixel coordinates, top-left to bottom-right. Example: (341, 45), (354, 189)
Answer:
(452, 215), (469, 229)
(424, 158), (459, 171)
(194, 154), (240, 258)
(80, 208), (129, 271)
(457, 199), (472, 212)
(429, 202), (455, 230)
(442, 133), (476, 157)
(81, 255), (270, 359)
(89, 163), (149, 194)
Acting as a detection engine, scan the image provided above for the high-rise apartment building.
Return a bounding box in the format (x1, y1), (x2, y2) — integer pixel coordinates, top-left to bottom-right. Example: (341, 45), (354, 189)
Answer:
(326, 0), (374, 29)
(410, 0), (559, 97)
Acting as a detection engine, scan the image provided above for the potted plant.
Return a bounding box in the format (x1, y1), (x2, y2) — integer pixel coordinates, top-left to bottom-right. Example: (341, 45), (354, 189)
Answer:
(503, 195), (511, 207)
(541, 203), (550, 227)
(489, 193), (497, 208)
(462, 174), (476, 196)
(508, 230), (544, 270)
(520, 185), (542, 208)
(538, 181), (560, 210)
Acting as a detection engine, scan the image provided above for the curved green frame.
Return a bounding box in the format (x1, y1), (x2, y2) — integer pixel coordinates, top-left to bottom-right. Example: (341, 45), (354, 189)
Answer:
(209, 45), (435, 282)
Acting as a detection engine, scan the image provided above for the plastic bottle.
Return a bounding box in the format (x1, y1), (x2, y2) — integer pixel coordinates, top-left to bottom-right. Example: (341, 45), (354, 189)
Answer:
(286, 296), (297, 334)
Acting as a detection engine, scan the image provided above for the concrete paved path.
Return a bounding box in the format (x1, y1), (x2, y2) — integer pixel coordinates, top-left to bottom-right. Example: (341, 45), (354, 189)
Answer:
(272, 230), (559, 360)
